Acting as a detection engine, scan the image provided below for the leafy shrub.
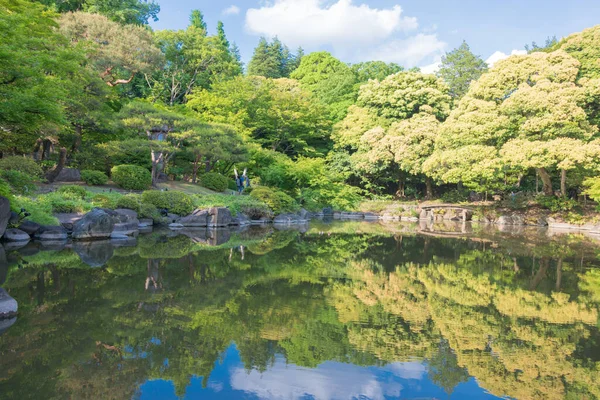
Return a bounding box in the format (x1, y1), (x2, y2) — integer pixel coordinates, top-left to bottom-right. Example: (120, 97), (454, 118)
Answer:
(249, 186), (298, 214)
(0, 178), (14, 202)
(201, 172), (229, 192)
(0, 156), (44, 179)
(57, 185), (88, 199)
(228, 179), (238, 191)
(0, 170), (36, 195)
(138, 202), (162, 222)
(81, 170), (108, 186)
(90, 193), (122, 209)
(142, 190), (194, 216)
(111, 165), (151, 190)
(10, 196), (58, 225)
(116, 194), (142, 211)
(441, 189), (470, 203)
(39, 192), (92, 214)
(192, 194), (271, 217)
(536, 195), (578, 212)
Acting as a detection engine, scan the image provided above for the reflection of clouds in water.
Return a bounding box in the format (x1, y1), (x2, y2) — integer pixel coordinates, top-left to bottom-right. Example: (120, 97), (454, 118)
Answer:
(207, 381), (223, 392)
(229, 357), (426, 400)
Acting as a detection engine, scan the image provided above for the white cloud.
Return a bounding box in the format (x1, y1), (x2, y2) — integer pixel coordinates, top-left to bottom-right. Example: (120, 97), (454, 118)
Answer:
(367, 34), (447, 67)
(245, 0), (419, 58)
(420, 57), (442, 74)
(486, 49), (527, 67)
(229, 357), (411, 400)
(222, 5), (241, 16)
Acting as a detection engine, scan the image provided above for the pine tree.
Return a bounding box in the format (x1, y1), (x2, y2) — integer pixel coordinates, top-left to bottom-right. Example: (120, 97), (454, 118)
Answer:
(216, 21), (230, 48)
(189, 9), (207, 35)
(247, 37), (282, 78)
(230, 42), (243, 70)
(437, 41), (487, 99)
(287, 46), (304, 75)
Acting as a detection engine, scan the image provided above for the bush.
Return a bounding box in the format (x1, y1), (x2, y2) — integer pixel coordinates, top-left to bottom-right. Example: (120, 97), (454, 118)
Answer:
(142, 190), (194, 216)
(138, 202), (162, 222)
(90, 193), (122, 209)
(0, 170), (36, 195)
(249, 186), (298, 214)
(228, 179), (238, 191)
(0, 178), (14, 202)
(192, 194), (271, 217)
(0, 156), (44, 179)
(201, 172), (229, 192)
(57, 185), (88, 199)
(39, 192), (92, 214)
(81, 170), (108, 186)
(441, 189), (470, 203)
(10, 196), (58, 225)
(116, 194), (142, 212)
(111, 165), (151, 190)
(536, 195), (578, 212)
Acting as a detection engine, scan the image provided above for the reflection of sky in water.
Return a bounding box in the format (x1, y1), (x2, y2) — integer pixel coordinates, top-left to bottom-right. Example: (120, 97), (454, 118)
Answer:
(137, 344), (503, 400)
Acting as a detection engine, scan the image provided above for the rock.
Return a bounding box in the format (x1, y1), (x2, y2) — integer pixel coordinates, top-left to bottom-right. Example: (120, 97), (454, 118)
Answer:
(419, 209), (428, 220)
(110, 232), (130, 240)
(0, 288), (17, 318)
(139, 218), (154, 227)
(0, 316), (16, 336)
(180, 209), (209, 227)
(0, 196), (10, 238)
(8, 211), (19, 225)
(39, 240), (67, 250)
(333, 212), (341, 220)
(208, 207), (232, 227)
(55, 213), (84, 231)
(0, 244), (6, 285)
(207, 229), (231, 246)
(169, 223), (184, 229)
(18, 220), (41, 235)
(2, 228), (30, 242)
(274, 213), (299, 224)
(230, 213), (251, 226)
(340, 212), (364, 220)
(251, 218), (272, 225)
(72, 208), (116, 240)
(298, 209), (310, 221)
(112, 210), (139, 235)
(381, 213), (400, 221)
(35, 225), (68, 241)
(497, 215), (524, 226)
(322, 207), (334, 216)
(166, 213), (181, 224)
(114, 208), (138, 222)
(364, 212), (379, 221)
(55, 168), (81, 182)
(73, 240), (114, 267)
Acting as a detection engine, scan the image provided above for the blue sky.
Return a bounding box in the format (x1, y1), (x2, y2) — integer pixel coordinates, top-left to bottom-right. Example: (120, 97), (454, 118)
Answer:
(150, 0), (600, 71)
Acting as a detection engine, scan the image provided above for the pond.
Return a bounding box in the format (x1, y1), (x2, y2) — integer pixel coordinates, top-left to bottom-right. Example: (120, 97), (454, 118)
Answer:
(0, 221), (599, 400)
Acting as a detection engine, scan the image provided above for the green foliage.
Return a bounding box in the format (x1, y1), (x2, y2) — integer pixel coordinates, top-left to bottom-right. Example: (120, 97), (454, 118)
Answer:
(0, 170), (36, 195)
(142, 190), (194, 215)
(0, 156), (43, 179)
(39, 192), (93, 214)
(0, 178), (13, 202)
(80, 170), (108, 186)
(200, 172), (229, 192)
(138, 202), (161, 221)
(90, 193), (121, 209)
(536, 195), (578, 212)
(56, 185), (88, 199)
(437, 41), (488, 99)
(111, 165), (152, 190)
(192, 194), (271, 218)
(584, 177), (600, 202)
(441, 188), (470, 203)
(10, 196), (58, 225)
(247, 37), (299, 79)
(115, 194), (142, 212)
(249, 186), (298, 214)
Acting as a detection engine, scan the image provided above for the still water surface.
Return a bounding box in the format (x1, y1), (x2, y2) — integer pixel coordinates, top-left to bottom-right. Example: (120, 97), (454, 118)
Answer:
(0, 221), (599, 400)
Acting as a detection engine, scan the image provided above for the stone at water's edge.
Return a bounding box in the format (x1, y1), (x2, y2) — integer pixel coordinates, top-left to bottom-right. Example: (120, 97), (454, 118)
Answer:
(72, 208), (116, 240)
(0, 288), (17, 318)
(0, 244), (7, 285)
(230, 213), (251, 226)
(112, 209), (140, 235)
(0, 196), (10, 238)
(73, 240), (114, 267)
(208, 207), (232, 227)
(34, 225), (68, 241)
(18, 220), (41, 235)
(2, 228), (30, 242)
(180, 209), (209, 227)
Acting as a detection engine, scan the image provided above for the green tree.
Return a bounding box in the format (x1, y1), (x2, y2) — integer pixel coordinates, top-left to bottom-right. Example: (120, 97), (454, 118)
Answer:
(189, 9), (207, 33)
(437, 41), (488, 99)
(35, 0), (160, 25)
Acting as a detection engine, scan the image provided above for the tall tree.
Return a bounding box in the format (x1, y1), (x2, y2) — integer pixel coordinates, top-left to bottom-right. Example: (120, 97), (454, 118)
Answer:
(247, 38), (280, 78)
(437, 41), (488, 99)
(189, 9), (207, 33)
(35, 0), (160, 24)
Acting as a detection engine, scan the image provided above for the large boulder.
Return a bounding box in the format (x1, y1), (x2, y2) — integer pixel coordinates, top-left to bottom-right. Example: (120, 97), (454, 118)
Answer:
(230, 213), (251, 226)
(35, 225), (68, 241)
(72, 208), (116, 240)
(55, 213), (84, 231)
(18, 220), (41, 236)
(55, 168), (81, 182)
(208, 207), (232, 227)
(73, 240), (114, 267)
(2, 228), (30, 242)
(112, 209), (140, 236)
(180, 209), (209, 227)
(0, 244), (7, 285)
(0, 288), (17, 318)
(0, 196), (10, 238)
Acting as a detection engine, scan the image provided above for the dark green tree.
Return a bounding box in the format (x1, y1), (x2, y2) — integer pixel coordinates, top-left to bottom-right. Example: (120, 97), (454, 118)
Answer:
(437, 41), (488, 99)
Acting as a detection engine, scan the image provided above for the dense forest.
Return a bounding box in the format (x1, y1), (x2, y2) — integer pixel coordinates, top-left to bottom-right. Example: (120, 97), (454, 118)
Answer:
(2, 0), (600, 214)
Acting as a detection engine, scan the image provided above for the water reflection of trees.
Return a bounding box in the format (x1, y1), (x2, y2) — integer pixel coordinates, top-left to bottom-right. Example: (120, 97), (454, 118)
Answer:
(0, 225), (599, 399)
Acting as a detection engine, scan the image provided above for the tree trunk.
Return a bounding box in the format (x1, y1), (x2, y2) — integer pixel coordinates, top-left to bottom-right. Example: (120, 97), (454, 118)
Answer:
(45, 147), (67, 183)
(537, 168), (554, 196)
(560, 169), (567, 197)
(425, 177), (433, 199)
(192, 154), (201, 183)
(71, 125), (83, 155)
